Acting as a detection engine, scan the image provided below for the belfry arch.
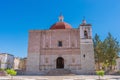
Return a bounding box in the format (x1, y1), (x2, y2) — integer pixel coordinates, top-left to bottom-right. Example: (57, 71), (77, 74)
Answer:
(84, 30), (88, 39)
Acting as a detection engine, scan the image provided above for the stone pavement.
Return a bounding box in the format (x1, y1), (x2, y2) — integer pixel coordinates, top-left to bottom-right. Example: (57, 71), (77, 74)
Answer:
(0, 75), (120, 80)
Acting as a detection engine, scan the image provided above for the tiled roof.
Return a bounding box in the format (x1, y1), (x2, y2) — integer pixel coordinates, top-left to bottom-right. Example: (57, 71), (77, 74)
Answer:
(50, 22), (72, 29)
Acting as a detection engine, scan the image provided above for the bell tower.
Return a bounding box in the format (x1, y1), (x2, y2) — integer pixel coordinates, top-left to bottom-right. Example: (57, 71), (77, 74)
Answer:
(79, 18), (92, 39)
(79, 18), (95, 74)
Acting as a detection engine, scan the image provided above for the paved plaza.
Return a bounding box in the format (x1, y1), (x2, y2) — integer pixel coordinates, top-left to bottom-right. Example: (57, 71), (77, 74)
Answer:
(0, 75), (120, 80)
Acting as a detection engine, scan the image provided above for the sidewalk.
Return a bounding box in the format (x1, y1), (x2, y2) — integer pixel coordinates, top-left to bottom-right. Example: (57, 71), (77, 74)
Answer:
(0, 75), (120, 80)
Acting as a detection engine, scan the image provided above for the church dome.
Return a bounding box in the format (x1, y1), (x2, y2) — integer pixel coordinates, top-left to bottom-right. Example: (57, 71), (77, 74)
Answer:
(50, 22), (72, 29)
(50, 14), (72, 29)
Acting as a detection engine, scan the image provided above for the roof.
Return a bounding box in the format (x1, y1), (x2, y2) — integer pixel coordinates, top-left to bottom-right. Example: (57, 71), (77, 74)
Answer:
(0, 53), (14, 56)
(50, 22), (72, 29)
(80, 24), (92, 26)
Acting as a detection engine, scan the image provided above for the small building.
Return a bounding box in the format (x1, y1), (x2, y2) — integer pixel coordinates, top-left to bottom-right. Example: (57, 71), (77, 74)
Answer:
(0, 53), (14, 69)
(19, 58), (27, 70)
(14, 57), (21, 70)
(14, 57), (27, 70)
(116, 58), (120, 71)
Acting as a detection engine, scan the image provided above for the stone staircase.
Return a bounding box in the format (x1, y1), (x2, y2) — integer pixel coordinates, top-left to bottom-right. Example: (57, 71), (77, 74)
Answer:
(46, 69), (74, 76)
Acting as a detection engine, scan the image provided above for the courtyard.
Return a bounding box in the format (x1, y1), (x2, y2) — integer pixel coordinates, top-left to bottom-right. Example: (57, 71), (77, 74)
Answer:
(0, 75), (120, 80)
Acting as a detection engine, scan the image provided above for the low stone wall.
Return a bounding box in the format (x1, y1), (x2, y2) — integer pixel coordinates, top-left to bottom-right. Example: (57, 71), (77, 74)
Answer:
(0, 71), (6, 76)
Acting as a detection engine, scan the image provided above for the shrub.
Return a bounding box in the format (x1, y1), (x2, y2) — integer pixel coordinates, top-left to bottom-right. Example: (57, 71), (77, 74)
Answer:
(0, 68), (4, 71)
(116, 70), (120, 74)
(96, 70), (105, 80)
(96, 70), (104, 76)
(6, 69), (17, 76)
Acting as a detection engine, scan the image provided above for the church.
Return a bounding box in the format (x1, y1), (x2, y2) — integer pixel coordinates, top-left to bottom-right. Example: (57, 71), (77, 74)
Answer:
(26, 15), (95, 75)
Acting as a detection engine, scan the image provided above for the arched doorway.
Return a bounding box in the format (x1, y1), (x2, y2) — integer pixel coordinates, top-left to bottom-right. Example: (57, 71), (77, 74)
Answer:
(56, 57), (64, 69)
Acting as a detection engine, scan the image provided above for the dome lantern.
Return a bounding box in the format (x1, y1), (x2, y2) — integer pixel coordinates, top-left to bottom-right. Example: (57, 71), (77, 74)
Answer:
(59, 14), (64, 22)
(82, 16), (87, 24)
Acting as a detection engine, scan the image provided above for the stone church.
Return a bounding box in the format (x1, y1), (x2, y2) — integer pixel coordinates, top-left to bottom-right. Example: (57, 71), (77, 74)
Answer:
(26, 15), (95, 75)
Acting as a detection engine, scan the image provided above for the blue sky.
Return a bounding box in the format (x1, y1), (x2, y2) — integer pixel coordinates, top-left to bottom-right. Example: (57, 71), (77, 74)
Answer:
(0, 0), (120, 57)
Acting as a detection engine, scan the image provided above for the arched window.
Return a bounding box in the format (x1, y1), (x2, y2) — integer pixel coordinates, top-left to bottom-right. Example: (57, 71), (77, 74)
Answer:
(84, 30), (88, 39)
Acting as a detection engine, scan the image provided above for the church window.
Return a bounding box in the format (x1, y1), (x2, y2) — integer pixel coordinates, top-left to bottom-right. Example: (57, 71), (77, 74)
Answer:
(58, 41), (62, 47)
(83, 54), (85, 58)
(84, 30), (88, 39)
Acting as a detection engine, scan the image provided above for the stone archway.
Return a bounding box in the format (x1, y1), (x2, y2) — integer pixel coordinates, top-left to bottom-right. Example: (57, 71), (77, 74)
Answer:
(84, 30), (88, 39)
(56, 57), (64, 69)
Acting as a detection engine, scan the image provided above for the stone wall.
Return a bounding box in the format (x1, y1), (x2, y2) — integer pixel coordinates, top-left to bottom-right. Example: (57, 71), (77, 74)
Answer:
(26, 28), (95, 74)
(39, 54), (81, 71)
(26, 29), (81, 73)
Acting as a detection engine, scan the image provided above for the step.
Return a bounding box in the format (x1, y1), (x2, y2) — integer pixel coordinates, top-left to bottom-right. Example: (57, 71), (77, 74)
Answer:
(46, 69), (73, 75)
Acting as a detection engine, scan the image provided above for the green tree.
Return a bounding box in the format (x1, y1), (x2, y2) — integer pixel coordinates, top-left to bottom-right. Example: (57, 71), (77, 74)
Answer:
(93, 34), (104, 70)
(94, 33), (120, 72)
(103, 33), (120, 70)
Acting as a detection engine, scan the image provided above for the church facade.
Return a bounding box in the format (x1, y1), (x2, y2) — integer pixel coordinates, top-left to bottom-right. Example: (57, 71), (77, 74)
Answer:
(26, 15), (95, 74)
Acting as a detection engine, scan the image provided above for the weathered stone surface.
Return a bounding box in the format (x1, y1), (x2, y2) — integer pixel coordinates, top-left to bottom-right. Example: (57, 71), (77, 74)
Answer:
(26, 20), (95, 75)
